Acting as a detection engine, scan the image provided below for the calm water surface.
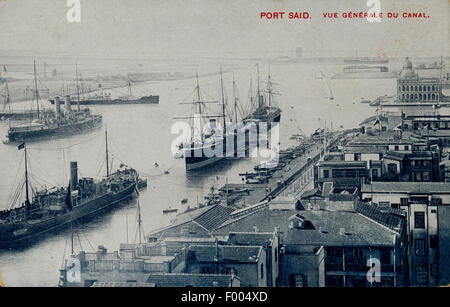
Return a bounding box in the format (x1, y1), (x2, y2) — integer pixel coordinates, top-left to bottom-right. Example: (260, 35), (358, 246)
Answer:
(0, 59), (392, 286)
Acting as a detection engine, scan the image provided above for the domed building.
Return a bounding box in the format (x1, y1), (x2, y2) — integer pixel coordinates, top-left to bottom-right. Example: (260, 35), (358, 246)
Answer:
(399, 57), (417, 79)
(397, 57), (442, 103)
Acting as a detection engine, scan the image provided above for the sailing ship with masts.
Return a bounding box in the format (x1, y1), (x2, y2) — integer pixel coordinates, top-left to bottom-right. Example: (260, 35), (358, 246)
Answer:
(48, 69), (159, 105)
(175, 71), (251, 171)
(243, 65), (281, 125)
(0, 64), (52, 121)
(0, 130), (147, 248)
(4, 61), (103, 143)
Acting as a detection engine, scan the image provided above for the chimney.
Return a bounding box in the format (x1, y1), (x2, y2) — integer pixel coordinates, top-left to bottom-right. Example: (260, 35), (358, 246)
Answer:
(70, 161), (78, 190)
(54, 96), (61, 119)
(65, 95), (72, 113)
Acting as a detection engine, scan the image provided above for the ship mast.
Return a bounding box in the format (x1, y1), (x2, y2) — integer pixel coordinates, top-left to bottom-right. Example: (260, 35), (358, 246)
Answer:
(195, 73), (203, 142)
(267, 74), (272, 107)
(256, 64), (261, 111)
(3, 69), (11, 113)
(75, 63), (81, 111)
(128, 79), (133, 97)
(220, 67), (226, 134)
(24, 144), (31, 218)
(233, 74), (238, 123)
(136, 195), (143, 244)
(105, 128), (110, 177)
(33, 61), (40, 118)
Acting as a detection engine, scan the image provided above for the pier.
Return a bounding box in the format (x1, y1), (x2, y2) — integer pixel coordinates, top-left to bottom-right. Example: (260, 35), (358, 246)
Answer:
(219, 130), (352, 208)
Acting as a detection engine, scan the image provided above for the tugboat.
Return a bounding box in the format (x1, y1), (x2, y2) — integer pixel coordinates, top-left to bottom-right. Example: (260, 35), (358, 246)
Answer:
(0, 130), (147, 248)
(243, 65), (281, 125)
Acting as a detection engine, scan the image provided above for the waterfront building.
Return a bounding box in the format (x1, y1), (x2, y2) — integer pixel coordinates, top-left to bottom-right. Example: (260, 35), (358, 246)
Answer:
(361, 182), (450, 286)
(212, 200), (405, 287)
(376, 57), (450, 115)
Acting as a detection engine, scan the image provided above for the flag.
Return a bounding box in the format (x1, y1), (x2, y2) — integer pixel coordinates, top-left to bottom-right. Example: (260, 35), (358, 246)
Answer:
(65, 184), (72, 211)
(18, 143), (25, 150)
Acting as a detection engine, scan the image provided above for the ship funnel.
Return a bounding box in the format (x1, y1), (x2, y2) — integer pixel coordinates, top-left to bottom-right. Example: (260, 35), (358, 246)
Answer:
(70, 161), (78, 190)
(65, 95), (72, 114)
(54, 96), (61, 119)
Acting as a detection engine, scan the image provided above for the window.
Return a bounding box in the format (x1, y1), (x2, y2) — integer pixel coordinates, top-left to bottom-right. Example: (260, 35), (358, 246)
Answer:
(323, 169), (330, 178)
(290, 274), (307, 287)
(201, 267), (212, 274)
(404, 145), (409, 150)
(415, 239), (425, 255)
(354, 153), (361, 161)
(416, 172), (423, 181)
(415, 266), (427, 285)
(380, 249), (391, 264)
(423, 172), (430, 181)
(388, 163), (397, 173)
(371, 168), (378, 179)
(430, 235), (439, 249)
(414, 212), (425, 229)
(400, 198), (409, 206)
(394, 145), (399, 151)
(382, 126), (387, 132)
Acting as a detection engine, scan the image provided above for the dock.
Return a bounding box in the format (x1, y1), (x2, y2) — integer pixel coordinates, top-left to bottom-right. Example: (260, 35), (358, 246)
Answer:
(219, 130), (351, 208)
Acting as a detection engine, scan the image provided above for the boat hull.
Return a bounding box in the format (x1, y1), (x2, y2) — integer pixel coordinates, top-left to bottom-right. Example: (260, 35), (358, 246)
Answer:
(6, 116), (102, 143)
(0, 183), (135, 248)
(49, 96), (159, 105)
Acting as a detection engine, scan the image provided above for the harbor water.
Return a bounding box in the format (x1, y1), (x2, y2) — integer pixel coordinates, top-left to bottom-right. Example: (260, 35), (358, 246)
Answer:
(0, 58), (397, 286)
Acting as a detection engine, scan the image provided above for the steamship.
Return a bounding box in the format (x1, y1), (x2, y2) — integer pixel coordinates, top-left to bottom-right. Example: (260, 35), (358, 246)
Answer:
(243, 67), (281, 125)
(0, 133), (147, 248)
(176, 73), (251, 171)
(48, 80), (159, 105)
(5, 95), (102, 143)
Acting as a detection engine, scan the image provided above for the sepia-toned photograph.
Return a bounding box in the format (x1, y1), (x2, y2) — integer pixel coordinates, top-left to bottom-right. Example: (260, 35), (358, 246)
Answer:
(0, 0), (449, 293)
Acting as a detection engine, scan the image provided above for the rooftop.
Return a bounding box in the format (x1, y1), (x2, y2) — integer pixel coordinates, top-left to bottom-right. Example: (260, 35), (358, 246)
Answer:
(362, 182), (450, 194)
(213, 208), (398, 247)
(226, 232), (275, 246)
(187, 244), (263, 263)
(146, 273), (239, 287)
(147, 204), (235, 239)
(91, 282), (156, 287)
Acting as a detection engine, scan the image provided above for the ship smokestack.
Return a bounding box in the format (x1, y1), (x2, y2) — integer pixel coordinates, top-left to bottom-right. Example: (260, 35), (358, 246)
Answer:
(54, 96), (61, 119)
(70, 161), (78, 190)
(65, 95), (72, 114)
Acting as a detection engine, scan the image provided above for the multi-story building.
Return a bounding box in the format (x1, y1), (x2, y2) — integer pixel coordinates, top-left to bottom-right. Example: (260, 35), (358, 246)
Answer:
(361, 182), (450, 286)
(379, 57), (450, 115)
(212, 199), (405, 287)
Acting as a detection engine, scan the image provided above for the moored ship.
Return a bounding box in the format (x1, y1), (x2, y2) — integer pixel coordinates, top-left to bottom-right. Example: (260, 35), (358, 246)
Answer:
(5, 96), (102, 143)
(48, 80), (159, 105)
(176, 73), (250, 171)
(0, 132), (147, 248)
(243, 66), (281, 125)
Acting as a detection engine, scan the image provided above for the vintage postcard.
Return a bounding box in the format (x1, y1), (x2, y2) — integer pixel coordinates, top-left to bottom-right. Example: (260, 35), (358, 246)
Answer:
(0, 0), (449, 293)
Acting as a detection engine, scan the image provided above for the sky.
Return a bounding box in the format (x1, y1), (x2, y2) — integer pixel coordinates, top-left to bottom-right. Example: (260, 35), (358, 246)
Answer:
(0, 0), (448, 58)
